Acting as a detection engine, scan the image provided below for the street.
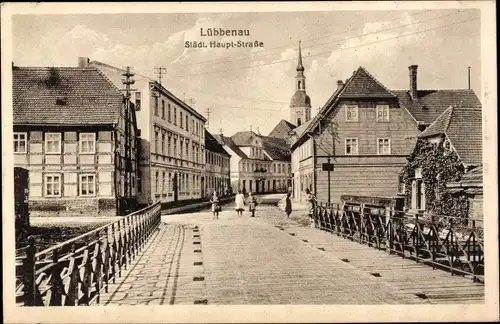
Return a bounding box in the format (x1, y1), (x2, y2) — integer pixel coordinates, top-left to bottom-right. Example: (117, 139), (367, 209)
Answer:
(96, 194), (483, 305)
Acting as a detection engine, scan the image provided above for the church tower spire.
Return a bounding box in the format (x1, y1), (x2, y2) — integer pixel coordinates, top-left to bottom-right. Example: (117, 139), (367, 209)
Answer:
(296, 40), (304, 73)
(295, 41), (306, 91)
(289, 40), (311, 127)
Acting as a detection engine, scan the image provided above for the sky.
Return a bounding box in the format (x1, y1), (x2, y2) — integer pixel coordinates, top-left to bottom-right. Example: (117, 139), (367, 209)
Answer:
(12, 9), (481, 136)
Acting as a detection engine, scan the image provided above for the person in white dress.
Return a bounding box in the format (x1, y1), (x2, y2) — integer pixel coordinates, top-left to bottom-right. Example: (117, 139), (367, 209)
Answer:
(234, 190), (245, 216)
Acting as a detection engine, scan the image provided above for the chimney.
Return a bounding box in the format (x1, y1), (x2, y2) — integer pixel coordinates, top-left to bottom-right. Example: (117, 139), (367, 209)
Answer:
(337, 80), (344, 91)
(409, 65), (418, 99)
(78, 57), (90, 68)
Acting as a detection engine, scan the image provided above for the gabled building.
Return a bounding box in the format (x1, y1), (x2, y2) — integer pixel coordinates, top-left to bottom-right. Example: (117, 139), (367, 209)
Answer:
(79, 58), (207, 206)
(403, 104), (482, 218)
(13, 66), (138, 216)
(268, 119), (296, 140)
(214, 131), (291, 194)
(290, 64), (481, 204)
(204, 130), (231, 197)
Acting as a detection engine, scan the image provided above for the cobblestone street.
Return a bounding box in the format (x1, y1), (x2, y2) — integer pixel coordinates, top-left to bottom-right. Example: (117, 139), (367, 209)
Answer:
(95, 194), (484, 305)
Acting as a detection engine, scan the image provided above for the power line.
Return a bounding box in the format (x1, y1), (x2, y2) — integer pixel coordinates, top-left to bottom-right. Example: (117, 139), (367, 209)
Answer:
(186, 89), (288, 104)
(172, 10), (462, 70)
(174, 10), (434, 68)
(171, 15), (479, 78)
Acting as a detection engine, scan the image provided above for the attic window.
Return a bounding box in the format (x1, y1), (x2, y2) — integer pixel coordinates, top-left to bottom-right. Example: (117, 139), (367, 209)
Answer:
(56, 97), (68, 105)
(422, 105), (428, 110)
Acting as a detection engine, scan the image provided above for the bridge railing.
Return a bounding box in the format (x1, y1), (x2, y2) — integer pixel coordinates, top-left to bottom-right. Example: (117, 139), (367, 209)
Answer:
(15, 202), (162, 306)
(313, 202), (484, 283)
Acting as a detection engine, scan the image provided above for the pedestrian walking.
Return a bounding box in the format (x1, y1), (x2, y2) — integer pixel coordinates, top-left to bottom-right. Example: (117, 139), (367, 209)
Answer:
(235, 189), (245, 216)
(285, 192), (292, 219)
(210, 191), (221, 220)
(305, 188), (316, 227)
(247, 192), (258, 217)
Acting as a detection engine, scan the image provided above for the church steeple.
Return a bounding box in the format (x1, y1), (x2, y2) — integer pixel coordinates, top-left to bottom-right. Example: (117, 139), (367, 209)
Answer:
(295, 41), (306, 91)
(289, 40), (311, 127)
(296, 41), (304, 73)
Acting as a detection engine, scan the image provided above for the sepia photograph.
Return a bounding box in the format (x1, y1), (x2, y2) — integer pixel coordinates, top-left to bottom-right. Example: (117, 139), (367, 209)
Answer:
(1, 1), (498, 323)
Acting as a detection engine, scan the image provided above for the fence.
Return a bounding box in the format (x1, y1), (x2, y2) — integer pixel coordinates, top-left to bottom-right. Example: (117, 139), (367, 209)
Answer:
(15, 202), (162, 306)
(313, 202), (484, 283)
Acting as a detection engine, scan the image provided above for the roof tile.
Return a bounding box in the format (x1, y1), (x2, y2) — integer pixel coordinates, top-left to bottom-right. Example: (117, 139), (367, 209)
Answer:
(13, 66), (123, 125)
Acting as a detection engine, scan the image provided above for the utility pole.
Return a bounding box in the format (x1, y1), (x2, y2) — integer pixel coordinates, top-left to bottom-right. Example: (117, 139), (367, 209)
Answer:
(154, 67), (167, 85)
(204, 108), (213, 128)
(468, 66), (471, 90)
(185, 97), (196, 107)
(121, 66), (136, 214)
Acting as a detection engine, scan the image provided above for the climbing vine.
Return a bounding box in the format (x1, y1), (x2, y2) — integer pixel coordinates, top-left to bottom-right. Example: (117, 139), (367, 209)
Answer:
(401, 137), (469, 219)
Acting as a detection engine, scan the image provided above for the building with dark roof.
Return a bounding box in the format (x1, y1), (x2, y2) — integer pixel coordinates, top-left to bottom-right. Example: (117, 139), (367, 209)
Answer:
(290, 64), (482, 204)
(13, 65), (139, 216)
(214, 131), (291, 194)
(405, 105), (483, 214)
(204, 130), (231, 197)
(82, 58), (207, 205)
(268, 119), (296, 140)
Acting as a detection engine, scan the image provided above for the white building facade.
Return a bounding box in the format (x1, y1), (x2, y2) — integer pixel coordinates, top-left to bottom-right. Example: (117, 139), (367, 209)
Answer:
(83, 58), (207, 205)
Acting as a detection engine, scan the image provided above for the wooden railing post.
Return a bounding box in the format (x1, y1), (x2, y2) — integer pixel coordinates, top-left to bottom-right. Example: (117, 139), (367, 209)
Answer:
(50, 249), (63, 306)
(103, 226), (111, 293)
(67, 244), (79, 306)
(95, 237), (103, 304)
(23, 236), (36, 306)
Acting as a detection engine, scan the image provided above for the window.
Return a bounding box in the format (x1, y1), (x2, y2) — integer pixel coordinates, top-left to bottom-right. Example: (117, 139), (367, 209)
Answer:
(162, 172), (166, 193)
(45, 133), (61, 154)
(173, 139), (177, 158)
(192, 120), (195, 134)
(154, 96), (159, 116)
(345, 138), (358, 155)
(162, 100), (165, 119)
(345, 105), (358, 122)
(45, 174), (61, 197)
(168, 104), (172, 122)
(179, 140), (183, 159)
(13, 132), (27, 153)
(397, 174), (405, 194)
(79, 174), (96, 196)
(377, 138), (391, 155)
(174, 107), (177, 125)
(186, 115), (189, 131)
(168, 136), (171, 156)
(135, 92), (141, 111)
(79, 133), (95, 154)
(185, 143), (189, 160)
(180, 111), (183, 129)
(155, 171), (159, 193)
(376, 105), (390, 122)
(161, 133), (165, 155)
(155, 131), (159, 153)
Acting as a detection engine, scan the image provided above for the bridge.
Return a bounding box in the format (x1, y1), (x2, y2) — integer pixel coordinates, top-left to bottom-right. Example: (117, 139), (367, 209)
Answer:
(16, 194), (484, 306)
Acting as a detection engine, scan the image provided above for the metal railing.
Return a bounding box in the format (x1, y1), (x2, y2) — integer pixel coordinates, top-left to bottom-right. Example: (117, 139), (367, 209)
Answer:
(313, 202), (484, 283)
(15, 202), (162, 306)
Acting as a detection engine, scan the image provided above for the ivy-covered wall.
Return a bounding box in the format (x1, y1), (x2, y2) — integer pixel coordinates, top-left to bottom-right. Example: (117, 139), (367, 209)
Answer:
(401, 137), (469, 219)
